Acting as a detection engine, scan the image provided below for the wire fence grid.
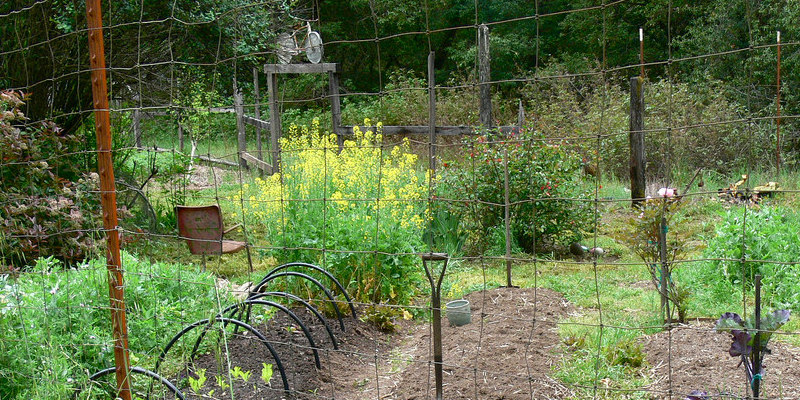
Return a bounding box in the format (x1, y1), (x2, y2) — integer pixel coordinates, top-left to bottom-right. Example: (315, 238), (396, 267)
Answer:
(1, 0), (799, 399)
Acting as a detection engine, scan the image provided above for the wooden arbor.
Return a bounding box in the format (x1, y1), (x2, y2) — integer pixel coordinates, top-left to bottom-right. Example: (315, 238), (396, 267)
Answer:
(234, 63), (342, 175)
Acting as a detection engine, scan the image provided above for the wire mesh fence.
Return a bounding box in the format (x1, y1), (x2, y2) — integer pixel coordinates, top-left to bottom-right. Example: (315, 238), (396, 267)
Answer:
(2, 0), (800, 399)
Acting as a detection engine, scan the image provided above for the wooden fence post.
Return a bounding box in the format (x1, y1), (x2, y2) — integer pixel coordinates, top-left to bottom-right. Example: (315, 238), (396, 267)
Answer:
(629, 76), (646, 208)
(428, 51), (437, 174)
(329, 71), (343, 152)
(234, 82), (248, 170)
(267, 72), (281, 172)
(478, 24), (492, 128)
(253, 67), (263, 165)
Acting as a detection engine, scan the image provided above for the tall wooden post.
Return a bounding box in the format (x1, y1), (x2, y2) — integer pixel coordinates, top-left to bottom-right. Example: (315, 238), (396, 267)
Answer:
(267, 72), (281, 172)
(253, 67), (263, 164)
(517, 100), (525, 132)
(629, 76), (646, 208)
(478, 24), (492, 128)
(234, 82), (247, 170)
(428, 52), (437, 174)
(776, 31), (782, 175)
(85, 1), (132, 398)
(329, 71), (343, 151)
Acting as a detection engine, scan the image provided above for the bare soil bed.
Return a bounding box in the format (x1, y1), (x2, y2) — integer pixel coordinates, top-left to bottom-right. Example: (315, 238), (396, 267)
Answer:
(181, 286), (574, 400)
(641, 321), (800, 399)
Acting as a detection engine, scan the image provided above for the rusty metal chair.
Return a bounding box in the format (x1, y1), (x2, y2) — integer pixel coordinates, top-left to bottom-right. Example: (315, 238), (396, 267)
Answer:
(176, 205), (252, 271)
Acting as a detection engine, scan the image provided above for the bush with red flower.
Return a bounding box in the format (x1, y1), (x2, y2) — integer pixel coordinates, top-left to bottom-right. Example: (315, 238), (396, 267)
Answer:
(1, 91), (101, 270)
(437, 127), (594, 255)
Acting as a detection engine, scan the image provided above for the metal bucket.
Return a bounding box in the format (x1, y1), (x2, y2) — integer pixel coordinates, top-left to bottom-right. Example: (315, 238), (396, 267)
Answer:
(445, 300), (471, 326)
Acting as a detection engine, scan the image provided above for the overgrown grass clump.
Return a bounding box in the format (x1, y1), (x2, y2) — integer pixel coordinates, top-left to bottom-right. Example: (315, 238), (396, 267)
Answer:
(0, 253), (229, 399)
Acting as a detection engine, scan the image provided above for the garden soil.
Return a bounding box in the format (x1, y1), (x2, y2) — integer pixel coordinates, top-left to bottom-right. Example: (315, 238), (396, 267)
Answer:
(184, 287), (575, 400)
(642, 321), (800, 399)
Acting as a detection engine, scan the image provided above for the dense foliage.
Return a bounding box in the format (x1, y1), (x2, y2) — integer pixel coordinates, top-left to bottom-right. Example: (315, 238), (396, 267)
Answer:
(234, 119), (428, 304)
(703, 206), (800, 310)
(0, 253), (229, 399)
(439, 128), (593, 254)
(0, 91), (100, 269)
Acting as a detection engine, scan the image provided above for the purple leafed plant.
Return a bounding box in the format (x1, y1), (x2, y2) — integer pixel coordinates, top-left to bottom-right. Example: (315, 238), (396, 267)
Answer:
(684, 390), (708, 400)
(714, 309), (791, 393)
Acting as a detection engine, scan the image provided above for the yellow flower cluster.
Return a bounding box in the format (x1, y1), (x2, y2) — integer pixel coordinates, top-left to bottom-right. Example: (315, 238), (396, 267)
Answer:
(234, 117), (429, 240)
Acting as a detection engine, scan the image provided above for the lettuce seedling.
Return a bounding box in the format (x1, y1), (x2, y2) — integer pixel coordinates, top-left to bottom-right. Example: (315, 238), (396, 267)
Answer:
(714, 310), (790, 392)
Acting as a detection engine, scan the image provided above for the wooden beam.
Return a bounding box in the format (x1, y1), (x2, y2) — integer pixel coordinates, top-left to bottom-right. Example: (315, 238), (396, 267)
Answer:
(329, 71), (343, 151)
(234, 84), (247, 169)
(253, 67), (263, 165)
(241, 152), (274, 174)
(242, 115), (270, 131)
(268, 72), (281, 172)
(339, 125), (517, 136)
(264, 63), (340, 74)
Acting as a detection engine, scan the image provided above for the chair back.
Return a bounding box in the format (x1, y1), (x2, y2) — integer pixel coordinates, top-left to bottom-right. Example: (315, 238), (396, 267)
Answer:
(176, 205), (225, 255)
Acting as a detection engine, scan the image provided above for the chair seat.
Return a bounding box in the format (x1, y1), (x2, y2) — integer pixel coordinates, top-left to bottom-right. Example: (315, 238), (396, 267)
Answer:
(221, 240), (247, 254)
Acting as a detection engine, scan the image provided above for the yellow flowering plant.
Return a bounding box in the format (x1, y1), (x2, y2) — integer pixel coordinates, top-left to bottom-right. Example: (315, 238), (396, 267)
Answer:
(234, 118), (428, 304)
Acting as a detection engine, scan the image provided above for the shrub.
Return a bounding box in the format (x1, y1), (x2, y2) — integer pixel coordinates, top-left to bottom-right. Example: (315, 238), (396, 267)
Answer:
(438, 127), (593, 254)
(615, 195), (693, 323)
(703, 206), (800, 310)
(0, 90), (101, 268)
(234, 119), (428, 304)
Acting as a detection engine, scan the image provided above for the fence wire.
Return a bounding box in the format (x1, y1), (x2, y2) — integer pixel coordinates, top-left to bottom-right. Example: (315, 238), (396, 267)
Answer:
(1, 0), (799, 399)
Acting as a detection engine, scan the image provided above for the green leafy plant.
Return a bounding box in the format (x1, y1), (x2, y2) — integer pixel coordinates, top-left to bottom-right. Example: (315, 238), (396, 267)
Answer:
(0, 252), (228, 399)
(231, 366), (252, 383)
(359, 305), (402, 333)
(438, 127), (593, 255)
(715, 309), (791, 395)
(214, 375), (230, 390)
(260, 363), (273, 386)
(188, 369), (207, 394)
(703, 206), (800, 309)
(616, 194), (692, 323)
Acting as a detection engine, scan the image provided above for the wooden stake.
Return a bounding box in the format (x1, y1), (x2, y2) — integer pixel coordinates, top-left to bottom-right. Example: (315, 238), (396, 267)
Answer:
(428, 52), (437, 174)
(478, 24), (492, 127)
(253, 67), (263, 165)
(639, 28), (644, 78)
(234, 80), (248, 170)
(776, 31), (782, 175)
(85, 0), (132, 398)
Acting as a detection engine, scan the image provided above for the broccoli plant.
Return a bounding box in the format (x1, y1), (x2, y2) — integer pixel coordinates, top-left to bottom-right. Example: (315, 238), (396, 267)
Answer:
(715, 309), (791, 395)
